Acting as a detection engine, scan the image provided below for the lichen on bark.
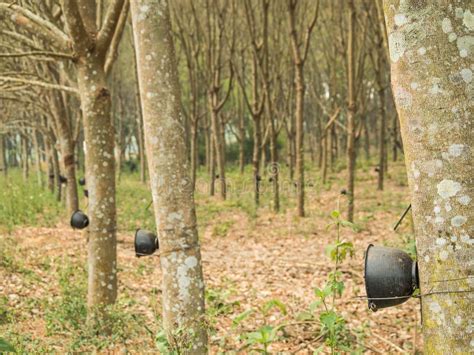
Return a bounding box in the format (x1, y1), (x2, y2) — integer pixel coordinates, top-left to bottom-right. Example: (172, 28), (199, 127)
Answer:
(130, 0), (208, 352)
(383, 1), (473, 352)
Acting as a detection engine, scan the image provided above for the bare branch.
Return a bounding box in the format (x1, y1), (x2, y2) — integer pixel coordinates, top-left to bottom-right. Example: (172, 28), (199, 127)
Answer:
(96, 0), (125, 56)
(0, 51), (74, 59)
(104, 0), (129, 76)
(0, 76), (78, 95)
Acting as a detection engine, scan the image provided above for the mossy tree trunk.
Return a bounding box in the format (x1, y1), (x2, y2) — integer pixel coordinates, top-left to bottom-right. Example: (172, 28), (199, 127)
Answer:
(383, 2), (473, 352)
(130, 0), (208, 352)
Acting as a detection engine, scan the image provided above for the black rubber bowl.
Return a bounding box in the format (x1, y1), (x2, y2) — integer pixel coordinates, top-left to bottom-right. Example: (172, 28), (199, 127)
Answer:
(364, 244), (418, 311)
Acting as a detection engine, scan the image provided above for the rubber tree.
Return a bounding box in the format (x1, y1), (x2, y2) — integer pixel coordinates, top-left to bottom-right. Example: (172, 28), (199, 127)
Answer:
(130, 0), (208, 352)
(287, 0), (318, 217)
(383, 2), (473, 353)
(60, 0), (127, 319)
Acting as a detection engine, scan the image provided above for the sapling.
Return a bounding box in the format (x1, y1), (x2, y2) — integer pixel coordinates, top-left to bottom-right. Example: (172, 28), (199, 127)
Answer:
(311, 208), (356, 354)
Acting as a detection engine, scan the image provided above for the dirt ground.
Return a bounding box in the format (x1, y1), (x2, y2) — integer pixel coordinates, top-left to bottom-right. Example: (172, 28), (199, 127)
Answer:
(1, 164), (421, 353)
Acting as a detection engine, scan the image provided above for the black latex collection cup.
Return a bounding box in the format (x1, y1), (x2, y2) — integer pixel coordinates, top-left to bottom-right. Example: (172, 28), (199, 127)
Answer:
(364, 244), (419, 311)
(135, 229), (159, 257)
(70, 210), (89, 230)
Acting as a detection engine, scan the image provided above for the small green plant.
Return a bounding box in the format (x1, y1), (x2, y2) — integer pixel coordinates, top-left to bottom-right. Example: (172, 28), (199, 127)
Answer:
(311, 209), (356, 354)
(234, 299), (287, 354)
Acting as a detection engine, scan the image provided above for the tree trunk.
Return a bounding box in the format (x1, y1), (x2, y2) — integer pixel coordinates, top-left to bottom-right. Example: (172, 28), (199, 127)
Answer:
(384, 2), (473, 352)
(131, 1), (208, 352)
(77, 59), (117, 315)
(32, 130), (43, 187)
(209, 133), (216, 196)
(132, 40), (147, 183)
(377, 54), (386, 191)
(253, 117), (262, 206)
(294, 64), (305, 217)
(51, 141), (61, 201)
(45, 138), (54, 193)
(392, 111), (398, 162)
(238, 92), (245, 174)
(22, 134), (29, 181)
(0, 134), (6, 178)
(210, 102), (226, 200)
(190, 120), (198, 188)
(346, 0), (356, 222)
(50, 94), (79, 215)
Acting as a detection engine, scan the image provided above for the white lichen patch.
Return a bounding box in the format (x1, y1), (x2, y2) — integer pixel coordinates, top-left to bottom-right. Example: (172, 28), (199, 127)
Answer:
(439, 250), (449, 261)
(436, 238), (447, 246)
(185, 256), (198, 268)
(457, 36), (474, 58)
(429, 83), (443, 95)
(460, 234), (472, 244)
(458, 195), (471, 205)
(451, 215), (467, 227)
(413, 168), (420, 179)
(395, 87), (412, 108)
(460, 68), (473, 83)
(417, 47), (426, 56)
(445, 202), (452, 212)
(442, 18), (453, 33)
(448, 143), (465, 157)
(394, 13), (408, 26)
(437, 179), (462, 199)
(449, 32), (458, 42)
(463, 10), (474, 31)
(430, 301), (442, 313)
(389, 32), (406, 62)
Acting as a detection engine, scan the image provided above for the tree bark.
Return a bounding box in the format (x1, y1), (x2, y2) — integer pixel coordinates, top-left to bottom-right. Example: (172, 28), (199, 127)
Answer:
(384, 2), (473, 352)
(77, 58), (118, 314)
(131, 1), (208, 352)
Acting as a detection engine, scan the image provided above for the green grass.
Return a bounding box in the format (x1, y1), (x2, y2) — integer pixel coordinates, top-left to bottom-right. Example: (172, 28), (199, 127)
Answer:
(0, 171), (63, 232)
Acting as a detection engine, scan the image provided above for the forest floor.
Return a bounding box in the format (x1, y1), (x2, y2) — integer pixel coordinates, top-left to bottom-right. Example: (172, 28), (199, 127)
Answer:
(0, 161), (422, 354)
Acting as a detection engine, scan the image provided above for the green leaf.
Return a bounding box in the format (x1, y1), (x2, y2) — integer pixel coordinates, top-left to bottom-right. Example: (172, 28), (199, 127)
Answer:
(0, 338), (16, 352)
(155, 330), (171, 354)
(330, 210), (340, 219)
(296, 310), (314, 321)
(309, 300), (322, 313)
(340, 220), (355, 229)
(320, 311), (338, 330)
(232, 309), (253, 328)
(262, 299), (287, 316)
